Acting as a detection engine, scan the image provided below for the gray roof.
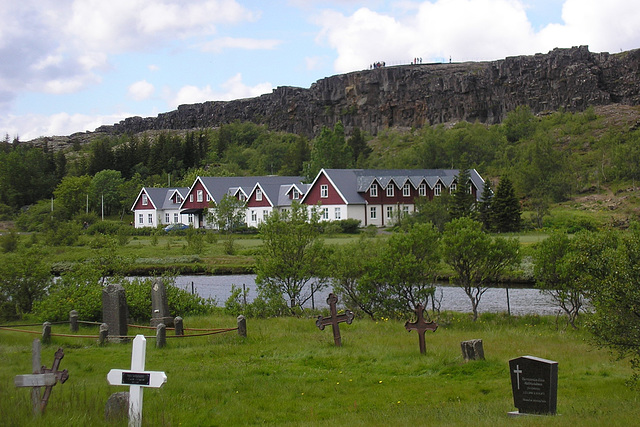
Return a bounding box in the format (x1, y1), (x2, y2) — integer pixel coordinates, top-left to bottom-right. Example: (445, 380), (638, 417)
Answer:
(133, 187), (189, 211)
(197, 176), (304, 204)
(277, 183), (311, 207)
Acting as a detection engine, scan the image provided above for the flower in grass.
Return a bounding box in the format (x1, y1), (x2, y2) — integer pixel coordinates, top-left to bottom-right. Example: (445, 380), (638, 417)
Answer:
(379, 380), (383, 384)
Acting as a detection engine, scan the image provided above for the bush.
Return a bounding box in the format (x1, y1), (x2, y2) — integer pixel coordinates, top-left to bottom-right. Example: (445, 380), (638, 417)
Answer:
(337, 218), (361, 233)
(0, 230), (19, 252)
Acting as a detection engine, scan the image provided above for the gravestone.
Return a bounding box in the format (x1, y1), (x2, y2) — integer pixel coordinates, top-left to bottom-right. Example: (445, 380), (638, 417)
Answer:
(150, 278), (173, 327)
(404, 303), (438, 354)
(107, 335), (167, 427)
(14, 342), (69, 414)
(316, 293), (354, 346)
(461, 339), (485, 361)
(509, 355), (558, 415)
(105, 391), (129, 422)
(102, 284), (128, 342)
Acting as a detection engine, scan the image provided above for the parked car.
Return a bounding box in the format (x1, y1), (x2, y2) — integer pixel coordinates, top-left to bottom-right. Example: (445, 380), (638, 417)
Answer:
(164, 223), (189, 232)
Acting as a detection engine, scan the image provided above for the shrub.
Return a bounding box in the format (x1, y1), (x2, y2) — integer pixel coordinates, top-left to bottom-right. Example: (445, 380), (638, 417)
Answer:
(337, 218), (361, 233)
(0, 230), (19, 252)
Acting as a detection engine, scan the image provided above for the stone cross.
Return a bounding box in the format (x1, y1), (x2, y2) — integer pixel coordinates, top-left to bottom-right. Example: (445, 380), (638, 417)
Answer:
(404, 303), (438, 354)
(107, 335), (167, 427)
(316, 293), (354, 346)
(14, 340), (69, 414)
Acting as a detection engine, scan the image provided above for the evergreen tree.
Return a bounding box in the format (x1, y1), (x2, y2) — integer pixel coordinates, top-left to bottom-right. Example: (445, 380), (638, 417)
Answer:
(477, 179), (494, 230)
(491, 176), (521, 232)
(347, 127), (371, 166)
(305, 121), (351, 180)
(450, 168), (475, 220)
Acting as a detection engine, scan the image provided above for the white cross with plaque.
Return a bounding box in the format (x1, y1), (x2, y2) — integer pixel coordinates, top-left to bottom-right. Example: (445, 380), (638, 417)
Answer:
(107, 335), (167, 427)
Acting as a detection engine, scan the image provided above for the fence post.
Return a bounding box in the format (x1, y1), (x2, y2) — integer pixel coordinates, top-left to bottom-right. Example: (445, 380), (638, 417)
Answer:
(42, 322), (51, 344)
(174, 317), (184, 336)
(156, 323), (166, 348)
(237, 315), (247, 337)
(99, 323), (109, 345)
(69, 310), (79, 332)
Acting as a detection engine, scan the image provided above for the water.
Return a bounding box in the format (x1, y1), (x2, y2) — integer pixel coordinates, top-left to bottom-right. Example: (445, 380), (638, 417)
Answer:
(173, 275), (560, 316)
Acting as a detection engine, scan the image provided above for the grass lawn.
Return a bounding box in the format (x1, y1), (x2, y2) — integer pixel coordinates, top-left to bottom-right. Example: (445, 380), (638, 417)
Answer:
(1, 312), (638, 426)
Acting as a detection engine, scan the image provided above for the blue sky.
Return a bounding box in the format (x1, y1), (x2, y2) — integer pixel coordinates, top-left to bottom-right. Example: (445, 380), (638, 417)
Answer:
(2, 0), (639, 141)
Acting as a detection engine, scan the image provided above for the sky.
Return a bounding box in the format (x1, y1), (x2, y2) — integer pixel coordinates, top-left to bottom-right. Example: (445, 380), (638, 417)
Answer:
(2, 0), (640, 141)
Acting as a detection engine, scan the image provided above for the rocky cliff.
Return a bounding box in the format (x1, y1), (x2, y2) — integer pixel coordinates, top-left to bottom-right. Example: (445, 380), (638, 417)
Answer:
(89, 46), (640, 139)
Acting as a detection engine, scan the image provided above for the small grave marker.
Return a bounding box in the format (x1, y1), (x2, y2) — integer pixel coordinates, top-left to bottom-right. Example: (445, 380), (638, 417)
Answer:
(316, 293), (354, 346)
(14, 340), (69, 414)
(107, 335), (167, 427)
(404, 303), (438, 354)
(509, 355), (558, 415)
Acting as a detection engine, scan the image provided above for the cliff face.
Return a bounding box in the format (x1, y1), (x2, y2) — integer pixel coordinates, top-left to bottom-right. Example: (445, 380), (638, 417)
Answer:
(95, 46), (640, 138)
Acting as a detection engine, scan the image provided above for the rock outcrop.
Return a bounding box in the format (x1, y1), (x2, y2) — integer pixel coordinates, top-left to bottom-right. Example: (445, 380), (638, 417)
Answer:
(76, 46), (640, 140)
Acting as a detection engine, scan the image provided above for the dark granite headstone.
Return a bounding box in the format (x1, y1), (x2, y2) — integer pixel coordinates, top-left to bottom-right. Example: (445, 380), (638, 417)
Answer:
(150, 278), (173, 327)
(509, 355), (558, 415)
(102, 284), (128, 342)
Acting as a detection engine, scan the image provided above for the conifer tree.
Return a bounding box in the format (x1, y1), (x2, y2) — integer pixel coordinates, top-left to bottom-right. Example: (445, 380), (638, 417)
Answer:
(450, 168), (475, 220)
(477, 179), (494, 230)
(491, 176), (521, 232)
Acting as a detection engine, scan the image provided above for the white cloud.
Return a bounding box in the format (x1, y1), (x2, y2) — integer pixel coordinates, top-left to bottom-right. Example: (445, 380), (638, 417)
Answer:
(199, 37), (282, 53)
(171, 74), (272, 107)
(315, 0), (640, 73)
(128, 80), (155, 101)
(1, 111), (132, 141)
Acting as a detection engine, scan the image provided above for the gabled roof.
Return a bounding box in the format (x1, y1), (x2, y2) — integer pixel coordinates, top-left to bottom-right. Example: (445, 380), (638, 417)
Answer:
(277, 183), (311, 207)
(131, 187), (188, 211)
(193, 176), (304, 205)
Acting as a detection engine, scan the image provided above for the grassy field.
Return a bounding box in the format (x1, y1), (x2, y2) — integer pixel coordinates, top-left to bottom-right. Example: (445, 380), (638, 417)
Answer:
(1, 312), (638, 426)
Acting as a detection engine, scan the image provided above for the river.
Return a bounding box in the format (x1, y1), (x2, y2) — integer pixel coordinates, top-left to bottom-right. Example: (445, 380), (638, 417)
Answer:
(172, 275), (560, 316)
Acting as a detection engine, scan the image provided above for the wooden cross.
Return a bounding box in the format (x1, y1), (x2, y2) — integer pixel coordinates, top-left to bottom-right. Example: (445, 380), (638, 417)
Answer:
(404, 303), (438, 354)
(316, 293), (354, 346)
(107, 335), (167, 427)
(14, 340), (69, 414)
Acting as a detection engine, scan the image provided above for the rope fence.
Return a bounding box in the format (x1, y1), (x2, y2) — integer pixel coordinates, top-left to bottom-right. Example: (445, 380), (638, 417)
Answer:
(0, 311), (246, 347)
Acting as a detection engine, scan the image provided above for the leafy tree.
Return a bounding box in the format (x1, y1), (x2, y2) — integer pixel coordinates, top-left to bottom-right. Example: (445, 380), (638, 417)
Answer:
(0, 247), (53, 318)
(441, 217), (520, 321)
(362, 223), (441, 318)
(89, 169), (125, 216)
(256, 202), (328, 313)
(411, 192), (451, 231)
(305, 121), (351, 180)
(491, 176), (521, 232)
(54, 175), (92, 215)
(206, 194), (247, 255)
(502, 105), (537, 143)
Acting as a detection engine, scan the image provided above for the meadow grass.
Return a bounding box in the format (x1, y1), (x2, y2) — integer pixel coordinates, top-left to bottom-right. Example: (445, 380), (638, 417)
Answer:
(1, 312), (638, 426)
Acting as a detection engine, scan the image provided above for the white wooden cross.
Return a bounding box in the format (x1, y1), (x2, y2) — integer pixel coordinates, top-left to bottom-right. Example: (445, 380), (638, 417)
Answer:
(107, 335), (167, 427)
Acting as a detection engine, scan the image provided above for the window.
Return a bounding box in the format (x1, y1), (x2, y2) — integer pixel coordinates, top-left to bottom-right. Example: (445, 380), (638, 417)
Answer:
(322, 208), (329, 220)
(450, 183), (457, 194)
(435, 183), (442, 196)
(386, 206), (393, 219)
(174, 213), (179, 223)
(292, 188), (300, 199)
(386, 185), (394, 197)
(419, 183), (427, 197)
(175, 194), (182, 203)
(320, 184), (328, 198)
(188, 214), (194, 224)
(189, 194), (193, 202)
(403, 183), (411, 197)
(251, 210), (257, 222)
(138, 214), (143, 224)
(256, 189), (263, 201)
(334, 207), (341, 220)
(206, 194), (211, 202)
(142, 194), (148, 206)
(263, 210), (269, 220)
(370, 184), (378, 197)
(370, 206), (377, 219)
(165, 213), (170, 223)
(403, 205), (410, 216)
(148, 213), (153, 224)
(197, 190), (203, 202)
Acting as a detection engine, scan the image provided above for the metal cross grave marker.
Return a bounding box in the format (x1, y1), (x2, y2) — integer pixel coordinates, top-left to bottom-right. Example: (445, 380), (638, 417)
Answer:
(316, 293), (354, 346)
(107, 335), (167, 427)
(404, 303), (438, 354)
(14, 340), (69, 415)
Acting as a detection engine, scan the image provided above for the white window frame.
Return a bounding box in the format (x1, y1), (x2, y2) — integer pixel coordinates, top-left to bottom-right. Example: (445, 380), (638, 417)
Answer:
(189, 194), (193, 202)
(403, 205), (410, 216)
(148, 213), (153, 224)
(197, 190), (203, 202)
(138, 213), (143, 224)
(292, 188), (300, 199)
(435, 183), (442, 196)
(320, 184), (328, 198)
(263, 210), (269, 220)
(450, 183), (457, 194)
(370, 183), (378, 197)
(188, 214), (194, 224)
(419, 183), (427, 197)
(334, 207), (341, 220)
(386, 206), (393, 219)
(322, 207), (329, 220)
(386, 185), (394, 197)
(165, 213), (170, 223)
(403, 183), (411, 197)
(256, 189), (263, 201)
(370, 206), (377, 219)
(174, 213), (179, 223)
(142, 194), (148, 206)
(251, 210), (257, 222)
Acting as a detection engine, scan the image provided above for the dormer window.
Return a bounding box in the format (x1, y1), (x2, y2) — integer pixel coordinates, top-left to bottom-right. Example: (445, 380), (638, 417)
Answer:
(419, 183), (427, 197)
(450, 183), (457, 194)
(291, 188), (300, 199)
(370, 184), (378, 197)
(403, 183), (411, 197)
(435, 183), (442, 196)
(256, 189), (263, 201)
(386, 185), (394, 197)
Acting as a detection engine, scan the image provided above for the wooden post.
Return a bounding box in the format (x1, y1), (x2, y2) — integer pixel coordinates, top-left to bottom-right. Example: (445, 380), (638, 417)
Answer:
(70, 310), (79, 332)
(31, 340), (42, 415)
(237, 315), (247, 337)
